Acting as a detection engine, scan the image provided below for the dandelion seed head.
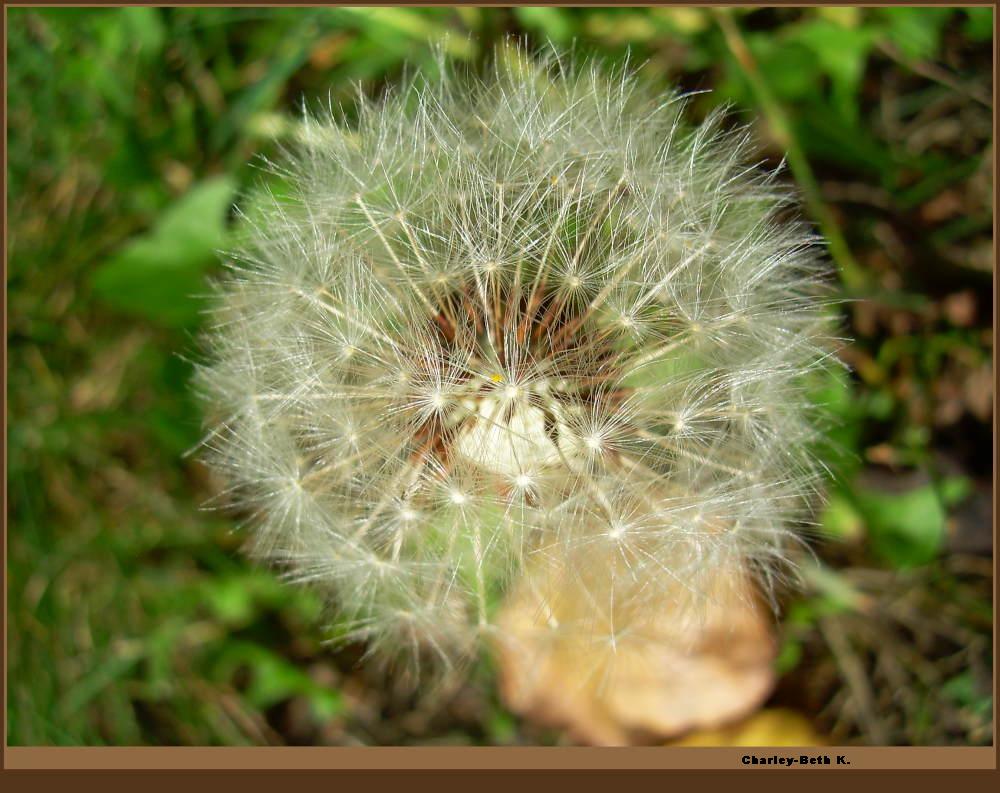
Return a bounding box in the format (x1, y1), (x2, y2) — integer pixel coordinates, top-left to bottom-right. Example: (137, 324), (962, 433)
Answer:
(196, 45), (836, 676)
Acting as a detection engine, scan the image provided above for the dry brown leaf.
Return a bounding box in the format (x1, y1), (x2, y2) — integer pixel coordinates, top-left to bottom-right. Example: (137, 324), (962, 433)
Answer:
(494, 563), (777, 745)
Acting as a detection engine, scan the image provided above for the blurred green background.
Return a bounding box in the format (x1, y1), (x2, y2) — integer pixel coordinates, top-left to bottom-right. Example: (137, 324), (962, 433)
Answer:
(6, 6), (993, 746)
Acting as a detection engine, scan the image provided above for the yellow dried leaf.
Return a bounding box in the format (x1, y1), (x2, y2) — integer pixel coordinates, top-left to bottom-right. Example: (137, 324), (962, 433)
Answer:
(670, 708), (827, 746)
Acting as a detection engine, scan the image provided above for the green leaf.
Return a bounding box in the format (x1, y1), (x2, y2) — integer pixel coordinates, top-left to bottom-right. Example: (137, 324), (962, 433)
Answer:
(119, 7), (165, 58)
(774, 638), (803, 674)
(964, 8), (994, 42)
(204, 576), (257, 625)
(942, 673), (992, 719)
(212, 14), (322, 151)
(746, 34), (822, 103)
(514, 7), (575, 45)
(876, 8), (955, 61)
(808, 365), (863, 480)
(91, 177), (235, 327)
(339, 7), (474, 58)
(854, 483), (946, 568)
(309, 688), (345, 722)
(619, 351), (705, 390)
(60, 644), (145, 715)
(789, 21), (876, 124)
(815, 8), (862, 29)
(938, 475), (972, 508)
(244, 651), (313, 709)
(803, 563), (868, 614)
(487, 709), (518, 743)
(819, 493), (864, 542)
(652, 8), (710, 36)
(215, 643), (343, 718)
(795, 108), (898, 183)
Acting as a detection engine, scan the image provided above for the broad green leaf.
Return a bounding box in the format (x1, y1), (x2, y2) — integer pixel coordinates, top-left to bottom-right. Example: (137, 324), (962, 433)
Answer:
(204, 576), (257, 625)
(488, 710), (518, 743)
(854, 483), (946, 568)
(748, 34), (822, 103)
(620, 351), (705, 390)
(808, 365), (864, 480)
(212, 14), (322, 151)
(774, 638), (803, 674)
(876, 7), (955, 61)
(215, 643), (343, 718)
(243, 650), (314, 709)
(819, 493), (864, 542)
(803, 563), (868, 614)
(91, 177), (235, 327)
(339, 7), (474, 58)
(119, 7), (165, 57)
(514, 7), (575, 44)
(60, 644), (145, 715)
(964, 7), (994, 42)
(309, 688), (345, 721)
(942, 673), (992, 719)
(790, 21), (876, 124)
(938, 475), (972, 507)
(795, 109), (898, 183)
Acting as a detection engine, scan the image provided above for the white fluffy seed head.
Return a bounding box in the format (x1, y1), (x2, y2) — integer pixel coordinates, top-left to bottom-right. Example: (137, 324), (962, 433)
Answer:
(196, 47), (835, 677)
